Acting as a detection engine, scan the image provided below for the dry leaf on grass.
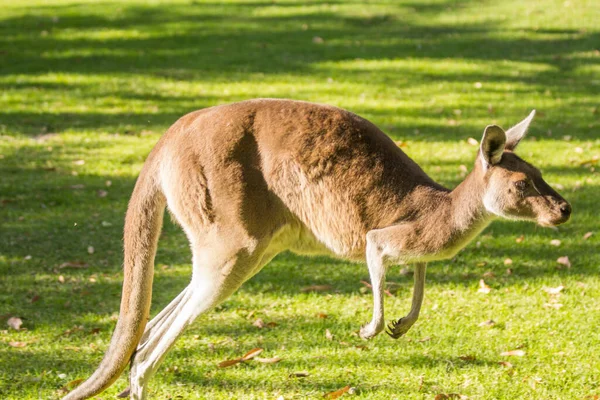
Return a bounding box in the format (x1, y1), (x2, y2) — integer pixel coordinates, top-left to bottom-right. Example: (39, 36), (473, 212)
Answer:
(459, 355), (476, 362)
(467, 137), (479, 146)
(240, 348), (263, 361)
(498, 361), (513, 368)
(478, 319), (496, 327)
(324, 385), (351, 399)
(117, 387), (131, 398)
(254, 357), (281, 364)
(325, 329), (333, 341)
(583, 232), (594, 240)
(317, 313), (328, 319)
(217, 359), (242, 368)
(60, 378), (84, 393)
(501, 349), (525, 357)
(515, 235), (525, 243)
(360, 280), (395, 297)
(504, 258), (513, 265)
(478, 279), (491, 294)
(550, 239), (561, 246)
(418, 336), (431, 343)
(543, 285), (565, 295)
(9, 341), (27, 348)
(217, 347), (264, 368)
(253, 318), (265, 328)
(289, 371), (309, 378)
(557, 256), (571, 268)
(7, 317), (23, 330)
(58, 261), (88, 269)
(301, 285), (332, 292)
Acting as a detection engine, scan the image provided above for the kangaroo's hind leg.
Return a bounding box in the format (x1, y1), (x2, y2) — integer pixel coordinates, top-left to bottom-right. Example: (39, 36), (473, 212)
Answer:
(129, 233), (275, 400)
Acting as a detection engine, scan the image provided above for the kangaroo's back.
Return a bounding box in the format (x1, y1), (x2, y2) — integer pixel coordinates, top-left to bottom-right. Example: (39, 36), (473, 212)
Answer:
(160, 98), (439, 257)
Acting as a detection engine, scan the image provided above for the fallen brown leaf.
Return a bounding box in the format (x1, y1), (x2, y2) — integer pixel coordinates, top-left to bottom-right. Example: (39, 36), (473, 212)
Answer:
(60, 378), (84, 392)
(504, 258), (513, 265)
(254, 356), (281, 364)
(30, 295), (40, 303)
(289, 371), (309, 378)
(359, 280), (394, 296)
(217, 359), (242, 368)
(325, 329), (333, 341)
(360, 280), (372, 288)
(550, 239), (561, 246)
(557, 256), (571, 268)
(501, 349), (525, 357)
(253, 318), (265, 328)
(317, 313), (328, 319)
(515, 235), (525, 243)
(459, 355), (476, 362)
(583, 232), (594, 240)
(217, 347), (263, 368)
(478, 319), (496, 327)
(240, 348), (263, 361)
(498, 361), (513, 368)
(418, 336), (431, 343)
(324, 385), (351, 399)
(543, 285), (565, 295)
(117, 387), (131, 398)
(58, 261), (88, 269)
(301, 284), (332, 292)
(9, 341), (27, 348)
(478, 279), (491, 294)
(7, 317), (23, 330)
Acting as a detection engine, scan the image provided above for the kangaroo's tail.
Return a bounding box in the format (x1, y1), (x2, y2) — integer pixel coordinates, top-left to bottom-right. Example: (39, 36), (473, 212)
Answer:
(64, 157), (165, 400)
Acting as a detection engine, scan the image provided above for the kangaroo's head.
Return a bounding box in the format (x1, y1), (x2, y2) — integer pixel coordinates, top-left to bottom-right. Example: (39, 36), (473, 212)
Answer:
(476, 111), (571, 227)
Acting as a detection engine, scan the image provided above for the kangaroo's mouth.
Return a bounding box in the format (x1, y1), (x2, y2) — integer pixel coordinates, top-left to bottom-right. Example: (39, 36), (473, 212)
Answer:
(538, 213), (571, 227)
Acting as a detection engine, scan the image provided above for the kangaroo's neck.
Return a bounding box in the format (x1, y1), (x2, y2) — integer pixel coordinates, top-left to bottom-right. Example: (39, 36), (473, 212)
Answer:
(405, 168), (493, 260)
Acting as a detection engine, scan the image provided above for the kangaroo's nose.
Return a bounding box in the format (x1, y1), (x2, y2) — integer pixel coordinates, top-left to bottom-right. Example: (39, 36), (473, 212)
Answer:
(559, 202), (572, 218)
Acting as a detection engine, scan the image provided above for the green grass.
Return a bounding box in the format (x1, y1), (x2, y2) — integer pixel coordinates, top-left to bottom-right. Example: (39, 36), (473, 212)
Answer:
(1, 0), (599, 398)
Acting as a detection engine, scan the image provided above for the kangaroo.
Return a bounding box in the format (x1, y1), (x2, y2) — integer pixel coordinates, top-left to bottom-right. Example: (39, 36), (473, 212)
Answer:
(63, 99), (571, 400)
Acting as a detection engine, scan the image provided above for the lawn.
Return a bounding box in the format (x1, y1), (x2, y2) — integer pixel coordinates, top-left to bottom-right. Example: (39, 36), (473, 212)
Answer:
(1, 0), (599, 399)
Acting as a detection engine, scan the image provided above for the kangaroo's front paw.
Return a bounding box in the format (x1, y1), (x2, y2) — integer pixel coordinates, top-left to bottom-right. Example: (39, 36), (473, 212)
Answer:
(359, 321), (384, 340)
(386, 318), (414, 339)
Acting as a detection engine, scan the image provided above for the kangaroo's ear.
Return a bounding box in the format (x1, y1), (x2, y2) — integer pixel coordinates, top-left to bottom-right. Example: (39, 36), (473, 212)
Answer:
(480, 125), (506, 167)
(505, 110), (535, 151)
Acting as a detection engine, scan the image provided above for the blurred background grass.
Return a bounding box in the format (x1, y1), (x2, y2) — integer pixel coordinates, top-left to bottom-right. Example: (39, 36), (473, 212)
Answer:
(1, 0), (599, 399)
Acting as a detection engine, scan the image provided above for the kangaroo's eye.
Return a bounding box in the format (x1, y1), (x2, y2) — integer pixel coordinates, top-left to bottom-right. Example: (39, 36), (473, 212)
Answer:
(514, 180), (529, 191)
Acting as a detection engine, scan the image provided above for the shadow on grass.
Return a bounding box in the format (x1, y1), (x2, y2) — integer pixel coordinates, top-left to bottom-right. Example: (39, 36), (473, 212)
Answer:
(0, 0), (599, 138)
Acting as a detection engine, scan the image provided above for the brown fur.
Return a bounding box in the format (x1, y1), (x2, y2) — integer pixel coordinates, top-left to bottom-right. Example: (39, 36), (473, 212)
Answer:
(64, 99), (570, 400)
